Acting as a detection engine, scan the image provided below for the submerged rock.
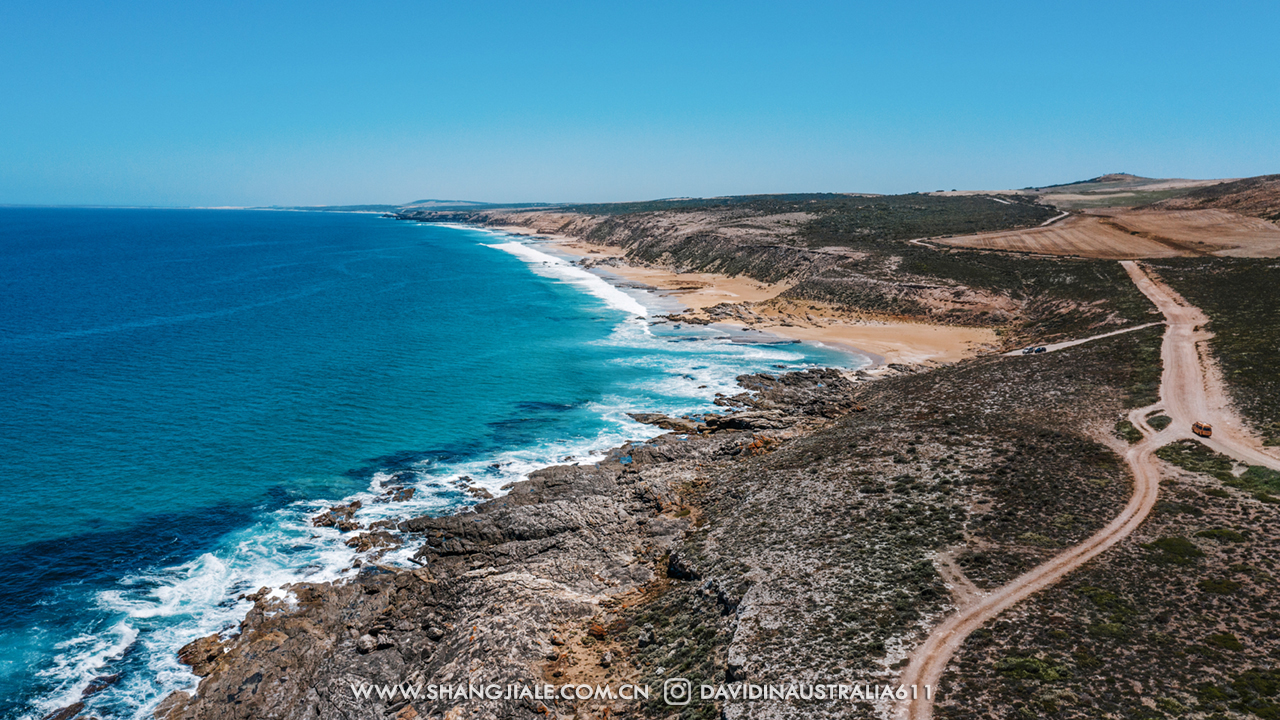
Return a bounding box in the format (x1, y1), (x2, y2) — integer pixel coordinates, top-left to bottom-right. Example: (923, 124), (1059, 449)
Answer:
(310, 500), (363, 532)
(38, 702), (83, 720)
(465, 486), (494, 500)
(81, 672), (121, 697)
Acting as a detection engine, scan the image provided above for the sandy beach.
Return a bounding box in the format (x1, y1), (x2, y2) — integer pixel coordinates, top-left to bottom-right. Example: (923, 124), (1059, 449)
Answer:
(491, 225), (1000, 367)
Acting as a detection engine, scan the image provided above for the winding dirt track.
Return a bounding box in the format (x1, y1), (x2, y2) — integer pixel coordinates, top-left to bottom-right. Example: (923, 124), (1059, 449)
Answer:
(1122, 262), (1280, 471)
(1001, 321), (1163, 357)
(895, 261), (1280, 720)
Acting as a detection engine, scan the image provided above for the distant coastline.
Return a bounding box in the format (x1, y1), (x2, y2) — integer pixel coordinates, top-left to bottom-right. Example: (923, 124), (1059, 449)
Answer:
(465, 221), (995, 367)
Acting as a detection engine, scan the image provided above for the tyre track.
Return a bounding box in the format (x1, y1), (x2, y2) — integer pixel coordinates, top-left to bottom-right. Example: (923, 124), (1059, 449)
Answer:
(895, 260), (1278, 720)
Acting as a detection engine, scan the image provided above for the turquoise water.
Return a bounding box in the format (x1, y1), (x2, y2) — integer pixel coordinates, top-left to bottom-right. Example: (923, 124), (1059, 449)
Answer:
(0, 208), (859, 719)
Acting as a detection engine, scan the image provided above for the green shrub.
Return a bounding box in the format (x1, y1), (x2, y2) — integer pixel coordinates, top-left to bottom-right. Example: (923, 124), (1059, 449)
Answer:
(995, 655), (1071, 681)
(1239, 466), (1280, 494)
(1115, 419), (1143, 444)
(1072, 652), (1102, 670)
(1076, 586), (1123, 609)
(1088, 623), (1129, 639)
(1142, 536), (1204, 565)
(1199, 578), (1243, 594)
(1196, 527), (1247, 543)
(1148, 415), (1173, 431)
(1157, 500), (1204, 516)
(1231, 668), (1280, 703)
(1197, 684), (1230, 703)
(1156, 440), (1235, 477)
(1205, 633), (1244, 651)
(1018, 532), (1057, 548)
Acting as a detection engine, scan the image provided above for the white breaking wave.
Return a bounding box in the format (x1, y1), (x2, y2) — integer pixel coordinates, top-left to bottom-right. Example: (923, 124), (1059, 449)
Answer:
(30, 622), (138, 717)
(33, 225), (859, 720)
(484, 241), (650, 317)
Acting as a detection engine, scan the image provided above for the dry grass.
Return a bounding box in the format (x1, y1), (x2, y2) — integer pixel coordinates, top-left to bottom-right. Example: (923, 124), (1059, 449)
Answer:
(1109, 209), (1280, 258)
(935, 215), (1182, 259)
(935, 210), (1280, 259)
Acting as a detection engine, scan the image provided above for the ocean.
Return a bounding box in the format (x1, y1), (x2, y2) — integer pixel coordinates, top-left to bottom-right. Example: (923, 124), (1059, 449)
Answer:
(0, 208), (861, 719)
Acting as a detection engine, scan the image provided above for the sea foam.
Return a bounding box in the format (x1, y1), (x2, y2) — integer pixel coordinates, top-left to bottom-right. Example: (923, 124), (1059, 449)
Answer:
(484, 241), (650, 317)
(21, 223), (854, 720)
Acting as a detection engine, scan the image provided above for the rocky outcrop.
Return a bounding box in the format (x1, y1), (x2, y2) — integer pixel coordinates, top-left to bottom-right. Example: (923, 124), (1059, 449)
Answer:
(177, 634), (227, 677)
(161, 469), (668, 720)
(627, 412), (703, 433)
(155, 370), (860, 720)
(157, 430), (779, 720)
(312, 501), (363, 533)
(39, 674), (122, 720)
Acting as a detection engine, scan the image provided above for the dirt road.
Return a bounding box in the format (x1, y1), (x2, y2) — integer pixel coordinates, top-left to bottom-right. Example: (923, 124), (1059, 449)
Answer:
(1002, 321), (1163, 357)
(1121, 261), (1280, 471)
(894, 425), (1163, 719)
(895, 261), (1279, 720)
(1039, 210), (1070, 226)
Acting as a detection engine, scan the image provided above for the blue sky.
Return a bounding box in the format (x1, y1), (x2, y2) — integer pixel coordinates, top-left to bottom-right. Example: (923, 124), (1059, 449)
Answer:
(1, 0), (1277, 206)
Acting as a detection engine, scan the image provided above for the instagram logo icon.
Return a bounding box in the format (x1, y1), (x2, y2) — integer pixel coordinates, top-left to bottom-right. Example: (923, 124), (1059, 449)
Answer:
(663, 678), (693, 705)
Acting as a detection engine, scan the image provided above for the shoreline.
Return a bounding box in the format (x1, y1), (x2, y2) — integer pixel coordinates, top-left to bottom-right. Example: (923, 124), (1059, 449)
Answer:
(30, 217), (866, 720)
(151, 367), (872, 720)
(135, 221), (882, 720)
(490, 224), (1000, 367)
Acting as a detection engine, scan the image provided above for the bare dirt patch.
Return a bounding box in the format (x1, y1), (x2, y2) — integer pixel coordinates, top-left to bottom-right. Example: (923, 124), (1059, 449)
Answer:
(934, 215), (1180, 259)
(1102, 209), (1280, 258)
(1150, 173), (1280, 221)
(934, 210), (1280, 259)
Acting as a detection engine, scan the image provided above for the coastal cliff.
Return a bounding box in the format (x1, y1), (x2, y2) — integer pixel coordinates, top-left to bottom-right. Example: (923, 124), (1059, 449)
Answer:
(394, 199), (1155, 349)
(153, 370), (863, 720)
(151, 323), (1161, 719)
(137, 189), (1280, 720)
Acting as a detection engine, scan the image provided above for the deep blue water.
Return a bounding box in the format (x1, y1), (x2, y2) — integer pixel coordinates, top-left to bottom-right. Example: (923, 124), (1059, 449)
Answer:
(0, 208), (857, 719)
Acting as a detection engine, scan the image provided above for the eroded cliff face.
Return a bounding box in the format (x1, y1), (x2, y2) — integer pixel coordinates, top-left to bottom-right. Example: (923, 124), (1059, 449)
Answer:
(148, 329), (1158, 720)
(394, 206), (1155, 347)
(398, 208), (841, 284)
(154, 371), (865, 720)
(156, 454), (697, 720)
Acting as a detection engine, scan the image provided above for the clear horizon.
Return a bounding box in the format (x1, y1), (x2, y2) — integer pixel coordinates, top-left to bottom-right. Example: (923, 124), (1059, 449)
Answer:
(2, 0), (1277, 207)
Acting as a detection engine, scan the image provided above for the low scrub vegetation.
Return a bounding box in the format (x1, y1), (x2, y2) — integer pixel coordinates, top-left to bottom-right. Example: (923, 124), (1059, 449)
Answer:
(1150, 259), (1280, 444)
(1115, 419), (1143, 444)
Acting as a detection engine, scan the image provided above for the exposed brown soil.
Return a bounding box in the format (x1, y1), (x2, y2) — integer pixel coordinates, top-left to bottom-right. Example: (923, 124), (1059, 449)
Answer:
(895, 262), (1280, 720)
(933, 215), (1175, 259)
(934, 210), (1280, 259)
(1150, 174), (1280, 222)
(1102, 209), (1280, 258)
